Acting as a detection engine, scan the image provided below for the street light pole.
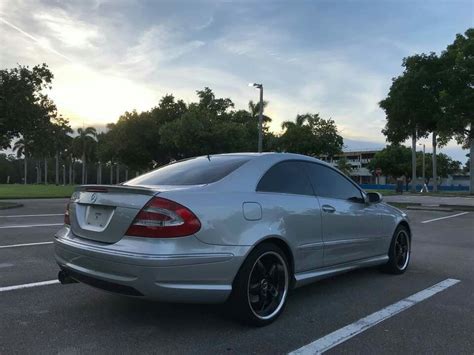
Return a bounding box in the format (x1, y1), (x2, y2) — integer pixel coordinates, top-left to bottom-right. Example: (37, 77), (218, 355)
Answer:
(422, 144), (425, 183)
(418, 143), (427, 192)
(249, 83), (264, 153)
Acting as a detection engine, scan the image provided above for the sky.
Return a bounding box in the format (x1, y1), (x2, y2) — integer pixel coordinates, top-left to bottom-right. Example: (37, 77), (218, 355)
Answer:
(0, 0), (473, 162)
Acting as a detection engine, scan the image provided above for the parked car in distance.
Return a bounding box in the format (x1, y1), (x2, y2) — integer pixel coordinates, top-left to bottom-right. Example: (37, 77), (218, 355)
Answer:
(55, 153), (411, 326)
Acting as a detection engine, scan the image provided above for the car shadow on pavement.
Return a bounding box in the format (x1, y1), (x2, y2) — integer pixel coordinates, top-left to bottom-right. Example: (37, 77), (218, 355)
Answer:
(83, 266), (388, 329)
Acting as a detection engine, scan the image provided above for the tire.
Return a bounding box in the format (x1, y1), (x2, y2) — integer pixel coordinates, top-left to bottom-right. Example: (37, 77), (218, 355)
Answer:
(229, 243), (290, 326)
(383, 225), (411, 274)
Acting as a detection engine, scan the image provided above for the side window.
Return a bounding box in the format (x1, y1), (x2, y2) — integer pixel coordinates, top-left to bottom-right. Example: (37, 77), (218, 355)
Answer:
(305, 163), (363, 202)
(257, 161), (314, 196)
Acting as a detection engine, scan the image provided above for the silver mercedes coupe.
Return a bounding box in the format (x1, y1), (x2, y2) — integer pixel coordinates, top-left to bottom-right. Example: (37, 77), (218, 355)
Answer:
(54, 153), (411, 326)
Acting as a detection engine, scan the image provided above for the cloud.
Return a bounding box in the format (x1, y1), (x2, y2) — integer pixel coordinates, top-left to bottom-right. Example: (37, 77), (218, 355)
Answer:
(118, 25), (205, 77)
(0, 16), (71, 61)
(34, 9), (102, 50)
(195, 16), (214, 31)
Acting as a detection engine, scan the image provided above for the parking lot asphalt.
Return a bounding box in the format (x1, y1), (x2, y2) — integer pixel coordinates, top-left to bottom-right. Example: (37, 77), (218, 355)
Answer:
(0, 199), (473, 354)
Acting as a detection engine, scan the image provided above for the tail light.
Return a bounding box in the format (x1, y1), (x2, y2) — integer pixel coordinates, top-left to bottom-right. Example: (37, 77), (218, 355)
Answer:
(126, 197), (201, 238)
(64, 202), (70, 225)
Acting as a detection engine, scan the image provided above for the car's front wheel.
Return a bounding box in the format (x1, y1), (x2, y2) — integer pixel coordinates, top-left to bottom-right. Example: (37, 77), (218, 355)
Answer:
(383, 225), (411, 274)
(229, 243), (290, 326)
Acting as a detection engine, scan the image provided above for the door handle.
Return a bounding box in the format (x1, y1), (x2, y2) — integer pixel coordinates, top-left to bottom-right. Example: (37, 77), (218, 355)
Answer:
(322, 205), (336, 213)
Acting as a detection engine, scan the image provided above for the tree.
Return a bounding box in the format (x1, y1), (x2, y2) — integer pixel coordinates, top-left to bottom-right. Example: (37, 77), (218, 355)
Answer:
(417, 152), (461, 180)
(0, 153), (22, 183)
(368, 145), (412, 179)
(73, 127), (97, 184)
(336, 156), (353, 176)
(368, 144), (461, 182)
(439, 28), (474, 194)
(463, 158), (471, 174)
(402, 54), (452, 192)
(0, 64), (55, 149)
(50, 116), (72, 185)
(279, 113), (343, 157)
(13, 137), (34, 184)
(159, 88), (264, 159)
(380, 54), (440, 192)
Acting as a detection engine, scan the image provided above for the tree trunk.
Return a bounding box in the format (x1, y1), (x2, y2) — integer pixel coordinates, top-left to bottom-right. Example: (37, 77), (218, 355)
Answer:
(69, 160), (73, 185)
(44, 158), (48, 184)
(62, 163), (66, 186)
(97, 162), (102, 184)
(125, 168), (128, 181)
(432, 133), (438, 193)
(72, 160), (76, 185)
(470, 134), (474, 195)
(110, 163), (113, 184)
(55, 151), (59, 185)
(81, 152), (86, 184)
(24, 157), (27, 184)
(37, 161), (41, 184)
(411, 133), (417, 193)
(116, 164), (120, 184)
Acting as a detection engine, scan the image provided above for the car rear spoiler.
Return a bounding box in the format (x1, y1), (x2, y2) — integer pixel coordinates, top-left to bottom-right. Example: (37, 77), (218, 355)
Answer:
(75, 184), (159, 196)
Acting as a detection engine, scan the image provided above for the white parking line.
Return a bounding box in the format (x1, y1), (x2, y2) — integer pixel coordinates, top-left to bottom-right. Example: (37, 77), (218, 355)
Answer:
(0, 279), (60, 292)
(289, 278), (460, 355)
(0, 213), (63, 218)
(0, 223), (63, 229)
(421, 212), (469, 224)
(0, 241), (53, 249)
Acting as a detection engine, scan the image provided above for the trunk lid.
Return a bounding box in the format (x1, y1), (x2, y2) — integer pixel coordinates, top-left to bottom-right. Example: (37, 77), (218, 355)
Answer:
(69, 185), (157, 244)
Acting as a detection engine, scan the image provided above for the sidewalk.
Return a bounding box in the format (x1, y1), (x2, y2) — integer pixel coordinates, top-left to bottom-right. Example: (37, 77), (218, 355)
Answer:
(383, 194), (474, 211)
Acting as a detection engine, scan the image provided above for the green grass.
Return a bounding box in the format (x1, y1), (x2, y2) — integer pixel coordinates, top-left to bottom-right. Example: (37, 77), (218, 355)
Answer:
(0, 184), (76, 199)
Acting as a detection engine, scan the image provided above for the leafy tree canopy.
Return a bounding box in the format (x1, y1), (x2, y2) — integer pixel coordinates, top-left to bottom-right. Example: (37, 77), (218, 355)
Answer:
(380, 53), (448, 143)
(279, 113), (343, 157)
(439, 28), (474, 146)
(368, 144), (461, 179)
(0, 64), (57, 149)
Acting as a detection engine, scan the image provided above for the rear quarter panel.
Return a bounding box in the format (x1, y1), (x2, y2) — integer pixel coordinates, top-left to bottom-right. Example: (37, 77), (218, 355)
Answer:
(160, 189), (324, 273)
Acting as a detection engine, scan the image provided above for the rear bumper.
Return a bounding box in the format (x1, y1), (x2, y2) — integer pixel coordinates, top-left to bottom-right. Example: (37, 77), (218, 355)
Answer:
(54, 227), (250, 303)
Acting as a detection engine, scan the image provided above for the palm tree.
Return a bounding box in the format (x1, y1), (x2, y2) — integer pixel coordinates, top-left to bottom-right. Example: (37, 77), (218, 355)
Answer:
(248, 100), (268, 118)
(281, 113), (309, 130)
(336, 156), (354, 177)
(13, 137), (33, 184)
(51, 118), (73, 185)
(73, 127), (97, 184)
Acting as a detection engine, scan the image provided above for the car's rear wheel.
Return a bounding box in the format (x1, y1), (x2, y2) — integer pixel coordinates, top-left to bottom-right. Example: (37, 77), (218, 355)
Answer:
(229, 243), (289, 326)
(383, 225), (411, 274)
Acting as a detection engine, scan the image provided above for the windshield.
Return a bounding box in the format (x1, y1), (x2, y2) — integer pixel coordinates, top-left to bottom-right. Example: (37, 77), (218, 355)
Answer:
(124, 155), (252, 186)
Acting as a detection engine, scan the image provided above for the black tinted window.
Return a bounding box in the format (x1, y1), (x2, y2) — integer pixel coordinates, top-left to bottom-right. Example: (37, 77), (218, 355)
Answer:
(305, 163), (363, 201)
(257, 161), (314, 196)
(125, 156), (251, 186)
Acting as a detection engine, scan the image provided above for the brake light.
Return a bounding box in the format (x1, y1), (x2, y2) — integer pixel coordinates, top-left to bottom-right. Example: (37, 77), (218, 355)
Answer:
(64, 202), (70, 225)
(126, 197), (201, 238)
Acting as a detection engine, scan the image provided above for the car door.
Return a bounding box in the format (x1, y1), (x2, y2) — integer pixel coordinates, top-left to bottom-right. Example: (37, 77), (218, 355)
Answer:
(256, 161), (324, 272)
(303, 162), (382, 266)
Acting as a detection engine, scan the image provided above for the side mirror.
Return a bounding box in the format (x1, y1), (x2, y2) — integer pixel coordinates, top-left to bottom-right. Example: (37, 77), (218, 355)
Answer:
(366, 192), (383, 204)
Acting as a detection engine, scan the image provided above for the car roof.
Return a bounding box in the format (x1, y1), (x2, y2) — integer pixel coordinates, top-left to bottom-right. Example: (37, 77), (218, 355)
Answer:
(208, 152), (331, 166)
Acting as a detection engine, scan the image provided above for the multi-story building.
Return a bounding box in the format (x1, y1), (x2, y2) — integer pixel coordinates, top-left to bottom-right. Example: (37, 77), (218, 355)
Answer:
(319, 149), (386, 185)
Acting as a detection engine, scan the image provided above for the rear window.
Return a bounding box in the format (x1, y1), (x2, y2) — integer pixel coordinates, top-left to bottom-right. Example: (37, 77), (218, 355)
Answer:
(125, 155), (251, 186)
